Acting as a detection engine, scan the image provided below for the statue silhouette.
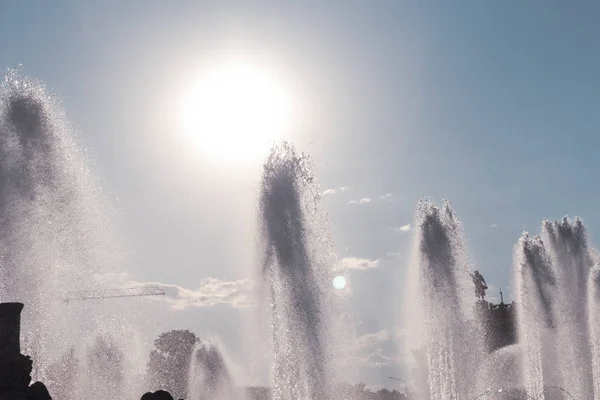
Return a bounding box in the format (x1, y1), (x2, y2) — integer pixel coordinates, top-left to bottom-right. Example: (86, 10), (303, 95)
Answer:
(470, 270), (488, 301)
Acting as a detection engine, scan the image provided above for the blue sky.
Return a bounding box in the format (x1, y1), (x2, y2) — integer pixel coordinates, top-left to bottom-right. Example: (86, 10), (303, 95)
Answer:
(3, 0), (600, 388)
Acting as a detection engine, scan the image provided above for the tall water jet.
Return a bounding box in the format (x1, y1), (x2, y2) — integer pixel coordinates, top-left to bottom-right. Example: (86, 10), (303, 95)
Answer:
(0, 71), (134, 386)
(259, 142), (335, 400)
(406, 200), (479, 400)
(589, 262), (600, 397)
(188, 342), (237, 400)
(542, 217), (594, 399)
(513, 233), (558, 398)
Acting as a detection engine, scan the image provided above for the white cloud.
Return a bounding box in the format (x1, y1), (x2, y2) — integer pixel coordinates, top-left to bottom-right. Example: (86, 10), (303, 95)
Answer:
(386, 252), (399, 258)
(91, 272), (255, 310)
(491, 224), (498, 228)
(351, 328), (407, 367)
(337, 257), (382, 271)
(380, 193), (393, 200)
(394, 224), (411, 232)
(163, 278), (255, 309)
(348, 197), (372, 205)
(322, 186), (348, 196)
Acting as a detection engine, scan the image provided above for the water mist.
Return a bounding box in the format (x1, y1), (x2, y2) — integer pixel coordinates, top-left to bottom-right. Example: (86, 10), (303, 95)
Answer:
(259, 142), (336, 400)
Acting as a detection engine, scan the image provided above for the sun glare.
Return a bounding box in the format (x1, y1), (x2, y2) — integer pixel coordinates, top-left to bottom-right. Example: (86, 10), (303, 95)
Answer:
(333, 275), (347, 290)
(181, 62), (292, 164)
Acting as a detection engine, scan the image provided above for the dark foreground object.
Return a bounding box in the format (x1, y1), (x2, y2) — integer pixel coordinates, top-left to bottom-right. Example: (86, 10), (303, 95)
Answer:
(27, 382), (51, 400)
(0, 302), (34, 400)
(141, 390), (179, 400)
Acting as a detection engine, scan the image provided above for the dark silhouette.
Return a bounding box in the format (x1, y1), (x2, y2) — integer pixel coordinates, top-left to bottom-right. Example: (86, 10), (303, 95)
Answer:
(146, 330), (199, 399)
(476, 300), (518, 353)
(27, 381), (51, 400)
(0, 303), (33, 399)
(140, 390), (174, 400)
(470, 270), (488, 301)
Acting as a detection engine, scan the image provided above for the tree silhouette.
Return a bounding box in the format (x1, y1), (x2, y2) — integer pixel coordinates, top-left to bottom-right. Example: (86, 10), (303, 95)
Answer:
(146, 329), (200, 399)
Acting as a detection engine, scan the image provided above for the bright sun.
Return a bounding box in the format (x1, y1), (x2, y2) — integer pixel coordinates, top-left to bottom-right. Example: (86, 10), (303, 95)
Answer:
(181, 62), (291, 164)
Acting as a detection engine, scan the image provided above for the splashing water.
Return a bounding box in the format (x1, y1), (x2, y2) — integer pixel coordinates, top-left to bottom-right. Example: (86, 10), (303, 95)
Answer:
(514, 233), (558, 398)
(405, 203), (600, 400)
(542, 218), (594, 399)
(589, 262), (600, 397)
(0, 71), (143, 398)
(259, 142), (336, 400)
(9, 70), (600, 400)
(405, 200), (483, 400)
(188, 341), (238, 400)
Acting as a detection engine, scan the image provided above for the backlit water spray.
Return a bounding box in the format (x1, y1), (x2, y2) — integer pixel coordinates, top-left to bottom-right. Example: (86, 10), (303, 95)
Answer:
(405, 200), (483, 400)
(0, 71), (142, 398)
(188, 341), (237, 400)
(259, 142), (336, 400)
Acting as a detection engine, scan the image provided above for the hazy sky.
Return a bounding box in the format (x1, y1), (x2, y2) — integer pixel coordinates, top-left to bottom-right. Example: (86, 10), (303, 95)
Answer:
(3, 0), (600, 389)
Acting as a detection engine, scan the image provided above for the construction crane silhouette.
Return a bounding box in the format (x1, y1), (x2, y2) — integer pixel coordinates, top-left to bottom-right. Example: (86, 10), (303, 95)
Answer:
(64, 286), (165, 304)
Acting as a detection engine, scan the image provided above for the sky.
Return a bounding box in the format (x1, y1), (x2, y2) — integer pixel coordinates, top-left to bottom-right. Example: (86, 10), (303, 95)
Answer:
(3, 0), (600, 389)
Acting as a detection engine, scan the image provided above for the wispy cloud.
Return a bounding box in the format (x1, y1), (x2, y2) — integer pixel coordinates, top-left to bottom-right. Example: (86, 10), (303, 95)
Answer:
(348, 198), (372, 205)
(337, 257), (382, 271)
(351, 328), (407, 367)
(380, 193), (393, 201)
(92, 272), (255, 310)
(163, 278), (255, 309)
(491, 224), (498, 228)
(322, 186), (348, 196)
(394, 224), (411, 232)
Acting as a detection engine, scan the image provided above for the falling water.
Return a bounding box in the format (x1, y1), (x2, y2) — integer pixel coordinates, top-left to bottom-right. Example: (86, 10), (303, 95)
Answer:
(513, 233), (558, 398)
(0, 71), (141, 397)
(82, 335), (126, 399)
(406, 200), (481, 400)
(188, 341), (238, 400)
(402, 201), (600, 399)
(259, 142), (335, 400)
(589, 262), (600, 397)
(8, 68), (600, 400)
(542, 218), (594, 399)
